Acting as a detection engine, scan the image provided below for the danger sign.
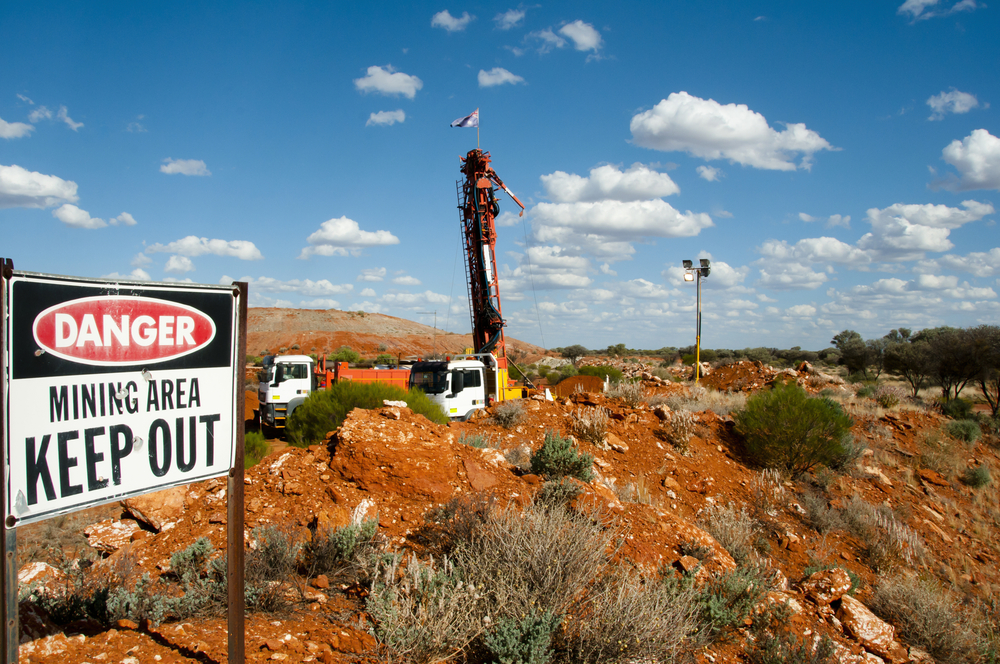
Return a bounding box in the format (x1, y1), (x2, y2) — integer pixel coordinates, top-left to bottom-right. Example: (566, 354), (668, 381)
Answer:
(2, 272), (240, 526)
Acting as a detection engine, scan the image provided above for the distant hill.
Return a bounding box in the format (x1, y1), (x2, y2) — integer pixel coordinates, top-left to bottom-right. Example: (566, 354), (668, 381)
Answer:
(247, 307), (548, 360)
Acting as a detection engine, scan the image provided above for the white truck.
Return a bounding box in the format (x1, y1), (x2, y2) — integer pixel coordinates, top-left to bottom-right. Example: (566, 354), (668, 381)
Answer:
(409, 353), (525, 421)
(256, 354), (316, 432)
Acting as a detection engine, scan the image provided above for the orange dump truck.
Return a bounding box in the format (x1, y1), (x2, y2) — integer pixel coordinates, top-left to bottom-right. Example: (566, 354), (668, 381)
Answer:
(314, 357), (411, 390)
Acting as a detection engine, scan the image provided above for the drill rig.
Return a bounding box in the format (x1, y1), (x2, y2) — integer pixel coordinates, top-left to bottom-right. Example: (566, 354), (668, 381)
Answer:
(459, 148), (527, 401)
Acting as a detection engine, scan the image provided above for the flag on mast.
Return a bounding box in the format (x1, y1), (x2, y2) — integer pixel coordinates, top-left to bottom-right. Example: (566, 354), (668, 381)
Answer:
(450, 108), (479, 127)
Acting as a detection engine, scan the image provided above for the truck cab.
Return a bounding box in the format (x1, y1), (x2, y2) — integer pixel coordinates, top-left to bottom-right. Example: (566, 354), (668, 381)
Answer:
(410, 358), (488, 421)
(257, 354), (315, 432)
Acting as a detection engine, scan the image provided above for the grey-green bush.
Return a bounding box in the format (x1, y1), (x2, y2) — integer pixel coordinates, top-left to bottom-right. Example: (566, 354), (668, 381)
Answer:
(303, 519), (379, 577)
(530, 431), (594, 482)
(946, 419), (981, 445)
(484, 610), (561, 664)
(734, 381), (854, 473)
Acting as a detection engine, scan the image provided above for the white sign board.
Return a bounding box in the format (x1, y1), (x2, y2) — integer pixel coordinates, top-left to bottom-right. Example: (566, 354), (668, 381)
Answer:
(3, 273), (239, 526)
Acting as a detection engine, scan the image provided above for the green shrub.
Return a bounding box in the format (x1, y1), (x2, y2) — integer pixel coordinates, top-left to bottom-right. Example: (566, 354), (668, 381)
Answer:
(698, 565), (774, 638)
(484, 610), (561, 664)
(303, 519), (379, 578)
(530, 431), (594, 481)
(491, 400), (526, 429)
(747, 632), (837, 664)
(374, 353), (394, 365)
(246, 354), (262, 366)
(941, 397), (973, 420)
(534, 478), (582, 507)
(553, 363), (578, 383)
(107, 573), (169, 626)
(244, 430), (269, 468)
(872, 385), (906, 408)
(734, 381), (854, 474)
(328, 345), (361, 364)
(578, 365), (624, 383)
(962, 465), (992, 488)
(946, 419), (981, 445)
(457, 432), (497, 449)
(287, 381), (448, 446)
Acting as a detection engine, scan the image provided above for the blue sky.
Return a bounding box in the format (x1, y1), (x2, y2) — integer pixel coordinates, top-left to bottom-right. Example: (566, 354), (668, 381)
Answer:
(2, 1), (998, 351)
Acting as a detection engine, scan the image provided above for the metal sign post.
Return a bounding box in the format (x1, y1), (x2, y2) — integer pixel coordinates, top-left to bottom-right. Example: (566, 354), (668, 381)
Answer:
(0, 265), (247, 663)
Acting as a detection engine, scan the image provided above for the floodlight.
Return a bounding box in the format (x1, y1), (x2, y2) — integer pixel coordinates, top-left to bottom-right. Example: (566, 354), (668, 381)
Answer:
(700, 259), (710, 268)
(683, 272), (695, 282)
(682, 259), (693, 269)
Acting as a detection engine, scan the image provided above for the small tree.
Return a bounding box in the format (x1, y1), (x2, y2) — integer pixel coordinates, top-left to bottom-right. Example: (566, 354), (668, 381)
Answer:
(561, 344), (589, 364)
(734, 381), (854, 474)
(329, 345), (361, 364)
(885, 337), (933, 397)
(973, 325), (1000, 417)
(832, 330), (869, 377)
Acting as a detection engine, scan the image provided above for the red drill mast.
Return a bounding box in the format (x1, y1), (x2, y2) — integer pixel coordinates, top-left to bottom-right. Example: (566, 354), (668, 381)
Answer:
(458, 148), (525, 371)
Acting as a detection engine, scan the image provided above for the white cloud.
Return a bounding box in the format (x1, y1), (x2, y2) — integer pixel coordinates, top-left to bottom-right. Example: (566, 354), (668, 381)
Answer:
(131, 253), (152, 268)
(160, 158), (210, 176)
(532, 199), (713, 239)
(799, 213), (817, 222)
(558, 20), (603, 53)
(147, 236), (263, 260)
(697, 165), (721, 181)
(249, 293), (294, 308)
(366, 110), (405, 126)
(110, 212), (137, 226)
(937, 129), (1000, 191)
(927, 89), (982, 120)
(599, 263), (617, 276)
(786, 304), (817, 316)
(759, 237), (870, 265)
(865, 200), (992, 230)
(165, 255), (195, 273)
(478, 68), (526, 87)
(392, 275), (422, 285)
(360, 287), (377, 297)
(17, 94), (34, 105)
(496, 210), (521, 227)
(494, 9), (525, 29)
(0, 164), (79, 209)
(858, 200), (993, 260)
(662, 261), (749, 289)
(530, 28), (566, 52)
(349, 301), (383, 313)
(102, 268), (151, 281)
(52, 204), (106, 229)
(381, 290), (450, 307)
(354, 65), (423, 99)
(630, 91), (835, 171)
(827, 214), (850, 229)
(358, 267), (386, 282)
(618, 278), (672, 299)
(935, 248), (1000, 277)
(0, 116), (33, 139)
(127, 115), (147, 133)
(299, 216), (400, 258)
(242, 277), (353, 296)
(299, 298), (341, 309)
(56, 105), (83, 131)
(28, 106), (52, 123)
(898, 0), (981, 21)
(541, 163), (679, 202)
(431, 10), (474, 32)
(757, 262), (829, 290)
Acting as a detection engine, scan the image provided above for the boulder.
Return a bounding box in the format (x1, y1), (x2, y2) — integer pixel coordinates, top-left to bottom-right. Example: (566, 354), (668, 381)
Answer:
(84, 519), (140, 553)
(801, 568), (853, 605)
(121, 485), (188, 532)
(837, 595), (908, 663)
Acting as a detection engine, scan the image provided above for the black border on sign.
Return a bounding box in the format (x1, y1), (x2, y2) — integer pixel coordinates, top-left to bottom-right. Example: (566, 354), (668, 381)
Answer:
(3, 271), (240, 528)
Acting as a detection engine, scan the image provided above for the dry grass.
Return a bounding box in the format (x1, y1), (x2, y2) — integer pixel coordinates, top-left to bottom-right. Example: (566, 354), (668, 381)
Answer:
(839, 495), (925, 571)
(657, 410), (697, 454)
(490, 400), (526, 429)
(606, 379), (645, 407)
(698, 502), (763, 565)
(571, 406), (610, 446)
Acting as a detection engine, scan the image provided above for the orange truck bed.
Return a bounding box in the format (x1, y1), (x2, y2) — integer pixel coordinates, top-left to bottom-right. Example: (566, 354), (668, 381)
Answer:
(320, 361), (411, 390)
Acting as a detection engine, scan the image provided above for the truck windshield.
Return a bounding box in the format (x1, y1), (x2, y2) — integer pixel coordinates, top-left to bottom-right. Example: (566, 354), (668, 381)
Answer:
(277, 363), (310, 380)
(410, 370), (448, 395)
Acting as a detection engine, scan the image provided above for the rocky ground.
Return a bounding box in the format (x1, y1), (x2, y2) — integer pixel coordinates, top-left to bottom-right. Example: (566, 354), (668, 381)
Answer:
(15, 356), (1000, 663)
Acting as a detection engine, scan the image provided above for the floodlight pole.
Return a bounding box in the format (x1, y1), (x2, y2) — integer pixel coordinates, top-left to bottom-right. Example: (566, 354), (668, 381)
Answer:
(695, 269), (702, 384)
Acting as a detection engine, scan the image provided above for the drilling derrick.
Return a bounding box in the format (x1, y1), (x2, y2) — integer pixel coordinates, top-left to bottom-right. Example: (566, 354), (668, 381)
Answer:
(458, 148), (525, 400)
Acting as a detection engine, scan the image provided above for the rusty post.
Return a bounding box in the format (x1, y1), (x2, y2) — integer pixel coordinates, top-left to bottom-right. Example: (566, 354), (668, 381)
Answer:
(1, 258), (18, 664)
(228, 281), (247, 663)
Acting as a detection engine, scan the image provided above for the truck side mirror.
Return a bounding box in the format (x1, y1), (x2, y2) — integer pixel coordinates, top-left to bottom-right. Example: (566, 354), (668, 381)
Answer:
(451, 370), (465, 393)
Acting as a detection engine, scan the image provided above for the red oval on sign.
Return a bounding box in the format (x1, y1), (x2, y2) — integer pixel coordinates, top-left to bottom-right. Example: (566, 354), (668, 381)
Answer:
(33, 296), (217, 366)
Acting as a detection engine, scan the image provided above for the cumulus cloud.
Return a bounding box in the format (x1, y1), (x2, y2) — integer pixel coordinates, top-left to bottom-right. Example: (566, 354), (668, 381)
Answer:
(937, 129), (1000, 191)
(663, 261), (750, 289)
(56, 106), (83, 131)
(431, 10), (474, 32)
(381, 290), (450, 308)
(786, 304), (817, 317)
(898, 0), (981, 21)
(494, 8), (525, 29)
(393, 275), (422, 285)
(110, 212), (137, 226)
(0, 164), (79, 209)
(354, 65), (423, 99)
(799, 212), (851, 228)
(131, 253), (152, 268)
(147, 236), (263, 260)
(757, 262), (829, 290)
(358, 267), (387, 282)
(103, 268), (151, 281)
(299, 298), (341, 309)
(160, 158), (210, 176)
(532, 199), (713, 240)
(927, 89), (982, 120)
(165, 255), (195, 273)
(495, 210), (521, 227)
(500, 245), (594, 291)
(558, 20), (603, 53)
(360, 288), (377, 297)
(530, 28), (566, 52)
(299, 216), (400, 259)
(759, 237), (870, 266)
(858, 200), (993, 260)
(240, 277), (353, 297)
(28, 106), (52, 123)
(630, 91), (835, 171)
(541, 163), (679, 202)
(478, 68), (526, 87)
(366, 110), (405, 126)
(52, 204), (106, 229)
(0, 116), (34, 139)
(697, 165), (721, 181)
